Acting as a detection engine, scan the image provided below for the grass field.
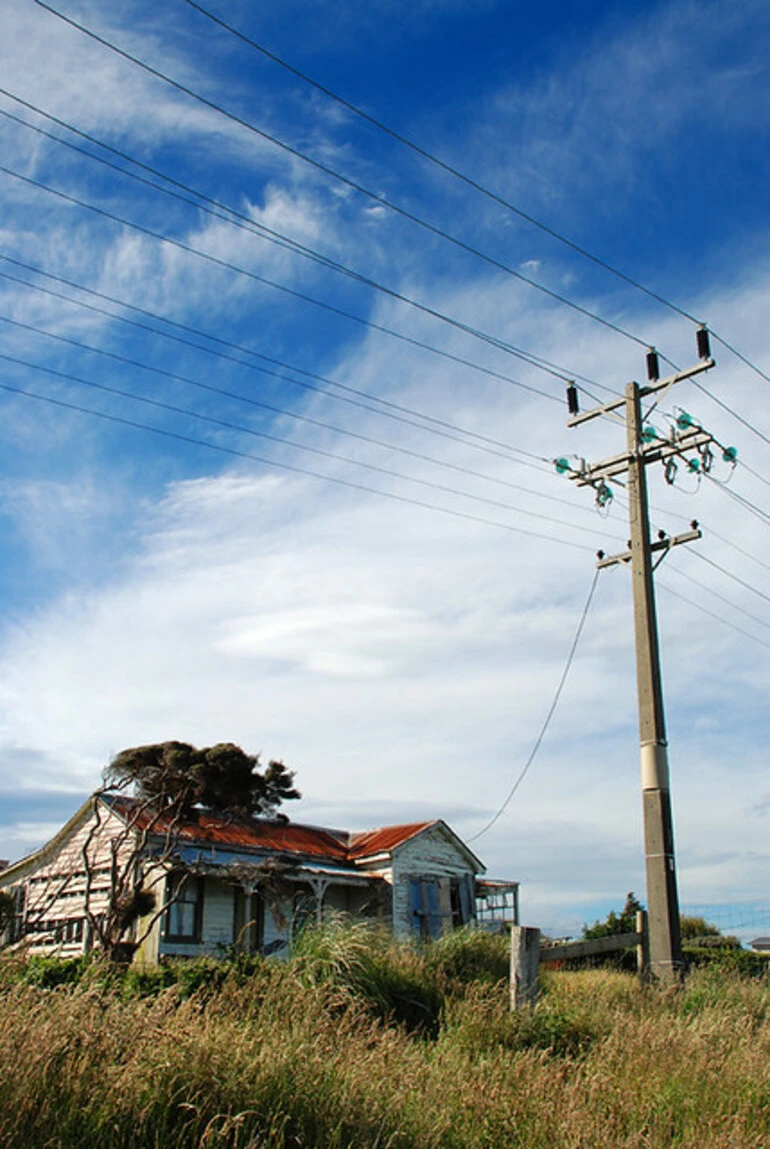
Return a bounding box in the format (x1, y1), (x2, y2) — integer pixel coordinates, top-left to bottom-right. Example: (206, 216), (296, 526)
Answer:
(1, 922), (768, 1148)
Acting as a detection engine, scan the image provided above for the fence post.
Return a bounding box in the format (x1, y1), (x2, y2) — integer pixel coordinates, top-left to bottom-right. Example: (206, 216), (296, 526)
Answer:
(510, 925), (540, 1010)
(636, 909), (649, 980)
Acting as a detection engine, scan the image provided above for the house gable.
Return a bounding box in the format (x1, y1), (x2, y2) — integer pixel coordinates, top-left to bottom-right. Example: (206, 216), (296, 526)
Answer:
(388, 821), (485, 938)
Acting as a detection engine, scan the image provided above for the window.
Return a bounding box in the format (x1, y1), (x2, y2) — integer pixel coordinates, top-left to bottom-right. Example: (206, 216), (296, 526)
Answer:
(164, 873), (203, 942)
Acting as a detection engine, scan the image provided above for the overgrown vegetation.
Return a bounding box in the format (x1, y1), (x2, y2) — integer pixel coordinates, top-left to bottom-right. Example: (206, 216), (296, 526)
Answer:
(1, 923), (768, 1148)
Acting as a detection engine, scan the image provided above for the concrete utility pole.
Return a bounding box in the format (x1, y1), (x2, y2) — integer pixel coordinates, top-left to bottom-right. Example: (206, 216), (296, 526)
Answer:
(561, 337), (716, 982)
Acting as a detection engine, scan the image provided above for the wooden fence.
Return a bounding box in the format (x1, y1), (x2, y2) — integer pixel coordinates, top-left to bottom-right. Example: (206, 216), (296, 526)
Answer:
(510, 911), (648, 1009)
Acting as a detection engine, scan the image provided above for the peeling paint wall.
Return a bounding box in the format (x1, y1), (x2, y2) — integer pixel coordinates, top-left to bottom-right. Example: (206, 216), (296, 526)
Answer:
(391, 826), (478, 939)
(0, 803), (135, 956)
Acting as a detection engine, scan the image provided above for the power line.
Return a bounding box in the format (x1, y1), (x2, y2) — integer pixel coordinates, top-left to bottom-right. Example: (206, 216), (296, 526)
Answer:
(0, 320), (606, 527)
(183, 0), (706, 330)
(692, 380), (770, 449)
(703, 472), (770, 527)
(691, 550), (770, 607)
(707, 527), (770, 575)
(0, 91), (612, 398)
(0, 378), (597, 550)
(0, 257), (552, 468)
(657, 580), (770, 650)
(711, 331), (770, 388)
(0, 161), (569, 404)
(466, 568), (600, 842)
(666, 561), (770, 632)
(32, 0), (657, 351)
(1, 349), (617, 541)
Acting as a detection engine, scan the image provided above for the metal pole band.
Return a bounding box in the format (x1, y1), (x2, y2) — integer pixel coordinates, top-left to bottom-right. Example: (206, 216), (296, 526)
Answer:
(640, 741), (670, 790)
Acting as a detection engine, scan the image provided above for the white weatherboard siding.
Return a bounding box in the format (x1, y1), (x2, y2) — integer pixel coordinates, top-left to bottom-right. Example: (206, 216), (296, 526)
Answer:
(0, 801), (134, 955)
(201, 880), (236, 948)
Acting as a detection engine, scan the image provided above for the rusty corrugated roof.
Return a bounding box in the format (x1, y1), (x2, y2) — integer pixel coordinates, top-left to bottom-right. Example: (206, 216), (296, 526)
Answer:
(105, 796), (433, 863)
(348, 822), (434, 859)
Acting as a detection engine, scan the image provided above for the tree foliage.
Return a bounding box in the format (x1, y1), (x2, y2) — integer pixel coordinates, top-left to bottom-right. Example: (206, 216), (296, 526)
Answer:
(679, 915), (721, 940)
(104, 741), (300, 820)
(582, 893), (644, 940)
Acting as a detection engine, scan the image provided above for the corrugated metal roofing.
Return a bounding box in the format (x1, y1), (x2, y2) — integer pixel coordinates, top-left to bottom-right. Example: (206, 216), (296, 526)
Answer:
(105, 796), (435, 865)
(348, 823), (433, 859)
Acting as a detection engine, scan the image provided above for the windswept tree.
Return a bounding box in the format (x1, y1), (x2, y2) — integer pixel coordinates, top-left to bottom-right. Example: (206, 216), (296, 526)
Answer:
(105, 741), (299, 820)
(81, 741), (299, 961)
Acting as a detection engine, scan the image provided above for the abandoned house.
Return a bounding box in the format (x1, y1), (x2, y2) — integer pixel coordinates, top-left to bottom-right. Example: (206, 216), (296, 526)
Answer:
(0, 793), (519, 962)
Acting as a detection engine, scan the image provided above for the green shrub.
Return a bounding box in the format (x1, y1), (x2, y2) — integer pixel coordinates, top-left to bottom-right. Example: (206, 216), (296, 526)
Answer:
(14, 953), (92, 989)
(684, 945), (770, 977)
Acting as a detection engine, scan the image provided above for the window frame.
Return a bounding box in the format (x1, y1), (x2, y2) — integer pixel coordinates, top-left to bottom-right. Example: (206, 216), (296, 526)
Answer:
(163, 872), (204, 943)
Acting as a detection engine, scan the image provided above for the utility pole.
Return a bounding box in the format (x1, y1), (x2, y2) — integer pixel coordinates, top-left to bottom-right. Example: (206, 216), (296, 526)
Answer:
(559, 333), (717, 983)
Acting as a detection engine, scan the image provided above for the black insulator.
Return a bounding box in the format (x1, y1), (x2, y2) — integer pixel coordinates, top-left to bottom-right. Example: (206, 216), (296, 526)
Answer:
(690, 520), (699, 530)
(566, 382), (580, 416)
(658, 530), (666, 540)
(597, 550), (605, 560)
(696, 327), (711, 360)
(646, 349), (660, 382)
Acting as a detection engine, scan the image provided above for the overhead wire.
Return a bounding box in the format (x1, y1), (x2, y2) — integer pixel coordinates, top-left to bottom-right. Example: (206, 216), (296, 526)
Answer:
(0, 257), (554, 469)
(0, 160), (571, 405)
(692, 380), (770, 449)
(703, 472), (770, 527)
(0, 91), (613, 398)
(1, 350), (624, 543)
(466, 568), (601, 843)
(0, 378), (598, 551)
(691, 550), (770, 606)
(707, 527), (770, 575)
(711, 332), (770, 388)
(0, 312), (607, 522)
(183, 1), (770, 395)
(665, 561), (770, 632)
(32, 0), (659, 352)
(657, 580), (770, 651)
(183, 0), (704, 328)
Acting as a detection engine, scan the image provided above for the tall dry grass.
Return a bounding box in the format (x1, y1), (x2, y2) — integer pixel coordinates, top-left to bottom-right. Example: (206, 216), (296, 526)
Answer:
(0, 928), (768, 1148)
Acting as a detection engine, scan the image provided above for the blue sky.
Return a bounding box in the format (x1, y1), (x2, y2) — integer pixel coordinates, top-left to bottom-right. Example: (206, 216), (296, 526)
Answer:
(1, 0), (769, 940)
